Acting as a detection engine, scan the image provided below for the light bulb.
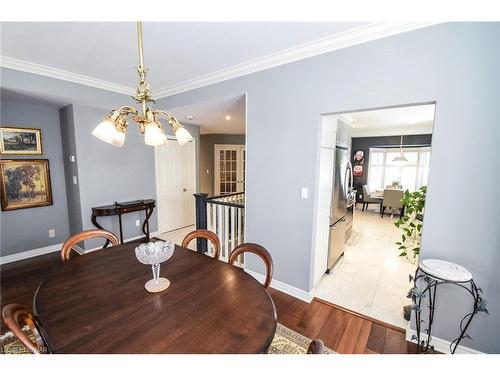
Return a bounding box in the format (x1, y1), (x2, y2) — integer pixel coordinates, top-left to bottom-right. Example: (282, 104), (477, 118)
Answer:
(92, 119), (125, 147)
(175, 126), (194, 146)
(144, 122), (164, 146)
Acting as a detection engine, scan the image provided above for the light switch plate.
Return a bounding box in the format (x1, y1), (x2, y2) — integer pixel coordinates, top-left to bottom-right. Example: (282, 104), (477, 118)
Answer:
(69, 155), (75, 162)
(72, 176), (78, 185)
(300, 187), (309, 199)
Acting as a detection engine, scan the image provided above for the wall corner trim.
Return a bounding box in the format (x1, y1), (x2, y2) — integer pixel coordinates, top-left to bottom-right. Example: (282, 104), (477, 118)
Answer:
(245, 269), (314, 303)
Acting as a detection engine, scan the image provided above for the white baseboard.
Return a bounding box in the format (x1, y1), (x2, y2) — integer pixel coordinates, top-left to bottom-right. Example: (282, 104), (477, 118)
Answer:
(0, 231), (161, 264)
(0, 243), (63, 265)
(245, 269), (314, 303)
(405, 322), (483, 354)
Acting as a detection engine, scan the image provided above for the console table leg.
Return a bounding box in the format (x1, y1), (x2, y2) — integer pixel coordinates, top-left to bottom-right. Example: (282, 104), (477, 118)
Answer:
(91, 214), (111, 248)
(143, 207), (154, 242)
(118, 214), (124, 244)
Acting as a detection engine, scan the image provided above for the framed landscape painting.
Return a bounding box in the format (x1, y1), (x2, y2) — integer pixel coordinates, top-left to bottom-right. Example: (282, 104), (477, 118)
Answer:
(0, 159), (53, 211)
(0, 126), (43, 155)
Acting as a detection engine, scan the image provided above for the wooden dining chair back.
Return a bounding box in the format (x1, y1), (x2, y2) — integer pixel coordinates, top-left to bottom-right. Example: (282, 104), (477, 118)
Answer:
(307, 339), (326, 354)
(61, 229), (119, 262)
(181, 229), (221, 260)
(2, 304), (47, 354)
(229, 243), (274, 289)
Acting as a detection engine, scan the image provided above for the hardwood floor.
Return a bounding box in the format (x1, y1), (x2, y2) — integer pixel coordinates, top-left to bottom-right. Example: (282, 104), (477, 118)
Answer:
(268, 288), (419, 354)
(1, 251), (418, 354)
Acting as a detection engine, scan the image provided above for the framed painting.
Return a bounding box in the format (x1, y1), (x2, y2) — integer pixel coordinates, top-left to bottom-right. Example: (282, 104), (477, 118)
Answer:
(0, 126), (43, 155)
(0, 159), (53, 211)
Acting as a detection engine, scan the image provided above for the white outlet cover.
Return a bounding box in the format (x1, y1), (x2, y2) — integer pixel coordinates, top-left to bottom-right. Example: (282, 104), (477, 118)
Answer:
(48, 229), (56, 238)
(135, 220), (141, 226)
(69, 155), (75, 162)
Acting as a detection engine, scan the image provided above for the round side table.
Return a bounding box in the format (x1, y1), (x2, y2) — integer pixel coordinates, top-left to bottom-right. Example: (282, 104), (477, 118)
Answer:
(409, 259), (488, 354)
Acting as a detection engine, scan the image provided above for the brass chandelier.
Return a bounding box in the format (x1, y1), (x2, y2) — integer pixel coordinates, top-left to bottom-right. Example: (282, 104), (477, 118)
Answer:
(92, 22), (193, 147)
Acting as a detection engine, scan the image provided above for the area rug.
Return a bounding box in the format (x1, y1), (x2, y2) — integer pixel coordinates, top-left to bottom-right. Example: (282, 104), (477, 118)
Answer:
(267, 323), (334, 354)
(0, 326), (33, 354)
(1, 323), (333, 354)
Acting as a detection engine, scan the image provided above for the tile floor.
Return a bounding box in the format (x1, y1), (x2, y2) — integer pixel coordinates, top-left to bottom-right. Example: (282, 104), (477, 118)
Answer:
(156, 225), (196, 250)
(315, 205), (417, 328)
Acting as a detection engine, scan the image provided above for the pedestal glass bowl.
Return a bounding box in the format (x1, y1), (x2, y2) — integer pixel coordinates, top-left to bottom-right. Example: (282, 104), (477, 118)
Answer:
(135, 241), (175, 293)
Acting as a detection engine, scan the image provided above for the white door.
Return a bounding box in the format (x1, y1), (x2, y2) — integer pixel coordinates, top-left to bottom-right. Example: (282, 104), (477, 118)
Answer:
(214, 145), (245, 195)
(155, 138), (196, 233)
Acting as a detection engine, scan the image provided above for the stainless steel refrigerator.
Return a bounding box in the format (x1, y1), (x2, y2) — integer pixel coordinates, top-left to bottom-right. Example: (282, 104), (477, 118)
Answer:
(327, 119), (354, 272)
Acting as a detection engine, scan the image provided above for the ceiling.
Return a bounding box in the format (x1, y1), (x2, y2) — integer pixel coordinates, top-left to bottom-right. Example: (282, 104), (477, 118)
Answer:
(348, 104), (435, 137)
(169, 94), (246, 135)
(1, 22), (366, 90)
(0, 22), (435, 97)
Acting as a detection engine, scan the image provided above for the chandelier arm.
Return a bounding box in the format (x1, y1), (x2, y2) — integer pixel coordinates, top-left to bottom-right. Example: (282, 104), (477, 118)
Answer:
(153, 110), (181, 130)
(116, 106), (139, 116)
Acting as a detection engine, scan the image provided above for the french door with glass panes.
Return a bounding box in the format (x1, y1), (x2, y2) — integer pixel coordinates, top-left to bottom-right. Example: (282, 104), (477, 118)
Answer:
(214, 144), (245, 195)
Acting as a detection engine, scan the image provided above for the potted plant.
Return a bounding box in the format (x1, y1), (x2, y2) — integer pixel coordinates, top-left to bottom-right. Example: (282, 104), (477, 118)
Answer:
(394, 185), (426, 263)
(394, 186), (426, 321)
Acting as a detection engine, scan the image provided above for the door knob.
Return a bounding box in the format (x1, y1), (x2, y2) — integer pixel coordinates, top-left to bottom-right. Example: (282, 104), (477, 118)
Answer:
(183, 188), (187, 192)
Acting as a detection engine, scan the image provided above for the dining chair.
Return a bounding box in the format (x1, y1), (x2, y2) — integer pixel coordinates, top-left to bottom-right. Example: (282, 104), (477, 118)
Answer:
(2, 304), (47, 354)
(228, 243), (274, 289)
(381, 189), (404, 218)
(362, 185), (383, 211)
(181, 229), (221, 260)
(61, 229), (119, 262)
(307, 339), (326, 354)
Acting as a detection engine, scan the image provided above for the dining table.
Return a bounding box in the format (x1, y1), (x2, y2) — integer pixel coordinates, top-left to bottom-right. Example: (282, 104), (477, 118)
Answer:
(33, 241), (277, 354)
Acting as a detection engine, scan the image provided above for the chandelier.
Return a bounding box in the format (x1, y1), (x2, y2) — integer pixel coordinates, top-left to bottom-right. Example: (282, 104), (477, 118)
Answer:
(392, 135), (408, 164)
(92, 22), (193, 147)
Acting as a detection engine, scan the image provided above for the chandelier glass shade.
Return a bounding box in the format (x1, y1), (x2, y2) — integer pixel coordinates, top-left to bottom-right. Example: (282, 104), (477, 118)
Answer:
(92, 22), (193, 147)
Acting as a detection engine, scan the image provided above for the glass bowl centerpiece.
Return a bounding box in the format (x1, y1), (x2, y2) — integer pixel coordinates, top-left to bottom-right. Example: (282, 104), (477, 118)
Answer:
(135, 240), (175, 293)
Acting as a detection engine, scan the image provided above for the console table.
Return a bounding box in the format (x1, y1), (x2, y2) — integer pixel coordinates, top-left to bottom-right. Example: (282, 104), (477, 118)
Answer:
(91, 199), (156, 246)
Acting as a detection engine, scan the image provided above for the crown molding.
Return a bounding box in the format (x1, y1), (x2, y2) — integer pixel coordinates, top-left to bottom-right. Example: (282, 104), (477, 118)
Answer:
(1, 23), (438, 99)
(0, 56), (135, 96)
(154, 22), (438, 98)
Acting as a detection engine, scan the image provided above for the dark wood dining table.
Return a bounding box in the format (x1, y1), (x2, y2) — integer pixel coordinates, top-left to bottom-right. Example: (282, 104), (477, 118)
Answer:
(33, 242), (277, 354)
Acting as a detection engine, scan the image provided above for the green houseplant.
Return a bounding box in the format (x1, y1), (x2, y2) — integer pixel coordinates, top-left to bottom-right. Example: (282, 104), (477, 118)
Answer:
(394, 186), (427, 263)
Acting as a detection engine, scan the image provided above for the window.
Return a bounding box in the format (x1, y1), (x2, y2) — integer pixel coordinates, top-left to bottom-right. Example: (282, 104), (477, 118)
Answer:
(367, 147), (431, 192)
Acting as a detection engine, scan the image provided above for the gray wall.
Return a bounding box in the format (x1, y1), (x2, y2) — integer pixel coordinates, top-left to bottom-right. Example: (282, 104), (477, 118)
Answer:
(157, 23), (500, 352)
(199, 134), (246, 196)
(351, 134), (433, 198)
(0, 100), (70, 255)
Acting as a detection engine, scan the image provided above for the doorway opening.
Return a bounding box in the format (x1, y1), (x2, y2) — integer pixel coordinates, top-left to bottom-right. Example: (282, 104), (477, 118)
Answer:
(313, 103), (435, 328)
(155, 94), (247, 249)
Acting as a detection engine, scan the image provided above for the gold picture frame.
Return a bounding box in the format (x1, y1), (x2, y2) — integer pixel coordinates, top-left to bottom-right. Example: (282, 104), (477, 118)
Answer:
(0, 159), (53, 211)
(0, 126), (43, 155)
